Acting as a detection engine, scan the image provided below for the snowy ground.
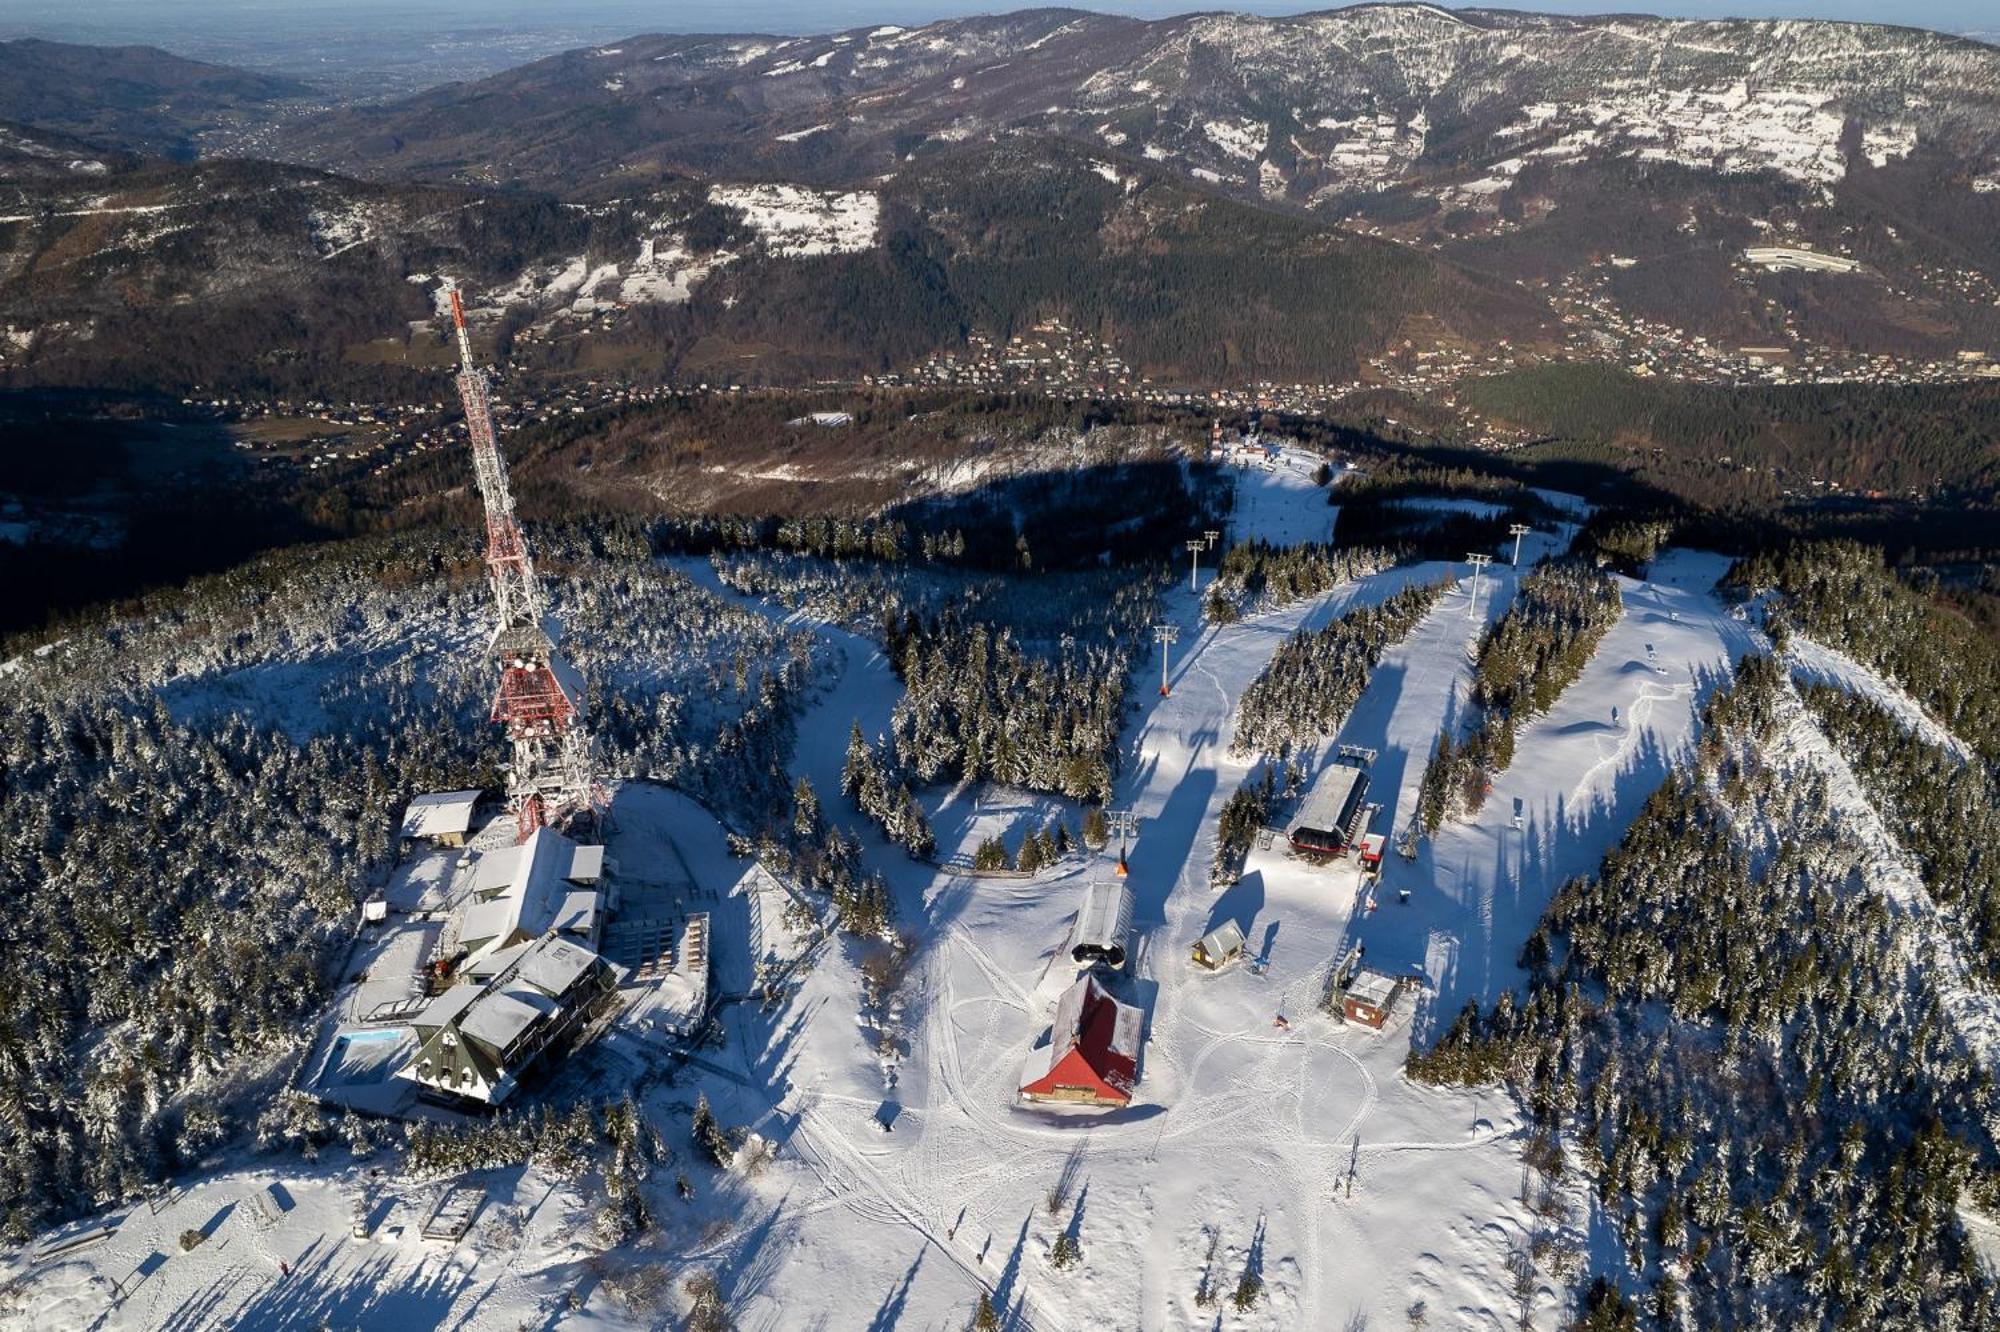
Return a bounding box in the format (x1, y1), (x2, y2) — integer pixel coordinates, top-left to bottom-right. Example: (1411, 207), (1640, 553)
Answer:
(24, 450), (1971, 1331)
(645, 458), (1761, 1329)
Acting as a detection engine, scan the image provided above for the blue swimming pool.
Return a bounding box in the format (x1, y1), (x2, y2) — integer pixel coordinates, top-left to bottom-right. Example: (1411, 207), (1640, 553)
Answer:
(325, 1028), (410, 1085)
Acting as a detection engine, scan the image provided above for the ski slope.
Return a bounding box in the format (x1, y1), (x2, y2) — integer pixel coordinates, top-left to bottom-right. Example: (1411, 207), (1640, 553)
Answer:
(10, 454), (1790, 1331)
(658, 458), (1759, 1329)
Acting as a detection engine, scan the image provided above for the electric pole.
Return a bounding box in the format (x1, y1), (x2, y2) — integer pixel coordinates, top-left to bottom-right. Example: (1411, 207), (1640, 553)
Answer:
(1508, 523), (1531, 566)
(1107, 809), (1138, 877)
(1465, 553), (1493, 621)
(1185, 539), (1205, 592)
(1154, 622), (1181, 696)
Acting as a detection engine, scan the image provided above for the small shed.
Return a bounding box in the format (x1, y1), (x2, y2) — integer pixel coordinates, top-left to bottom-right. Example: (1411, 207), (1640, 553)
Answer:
(400, 790), (483, 849)
(1191, 920), (1247, 971)
(1357, 833), (1386, 876)
(1069, 881), (1134, 972)
(1340, 967), (1409, 1030)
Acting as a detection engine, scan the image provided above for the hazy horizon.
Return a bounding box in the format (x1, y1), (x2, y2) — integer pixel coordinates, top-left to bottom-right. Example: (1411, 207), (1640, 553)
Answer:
(0, 1), (1988, 91)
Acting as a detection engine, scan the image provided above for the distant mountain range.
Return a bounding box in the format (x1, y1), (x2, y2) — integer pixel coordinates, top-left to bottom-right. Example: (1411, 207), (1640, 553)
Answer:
(1, 6), (1998, 395)
(0, 38), (311, 160)
(266, 6), (2000, 200)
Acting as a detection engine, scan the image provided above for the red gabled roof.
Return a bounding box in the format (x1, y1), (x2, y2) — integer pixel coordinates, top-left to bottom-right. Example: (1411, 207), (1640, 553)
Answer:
(1019, 974), (1140, 1106)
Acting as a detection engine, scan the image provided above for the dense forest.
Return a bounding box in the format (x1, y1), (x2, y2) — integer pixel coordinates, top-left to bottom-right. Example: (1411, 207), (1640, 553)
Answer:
(1802, 684), (2000, 985)
(1231, 580), (1445, 756)
(887, 616), (1129, 803)
(0, 520), (817, 1232)
(1206, 542), (1400, 621)
(1465, 365), (2000, 501)
(1727, 540), (2000, 764)
(1411, 656), (2000, 1329)
(1326, 465), (1563, 563)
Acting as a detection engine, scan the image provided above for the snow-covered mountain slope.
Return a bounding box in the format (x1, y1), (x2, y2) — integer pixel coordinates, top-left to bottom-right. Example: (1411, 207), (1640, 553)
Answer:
(271, 6), (2000, 205)
(12, 456), (1995, 1330)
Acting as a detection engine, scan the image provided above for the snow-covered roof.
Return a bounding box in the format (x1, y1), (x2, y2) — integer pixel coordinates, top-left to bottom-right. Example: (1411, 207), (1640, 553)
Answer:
(1345, 969), (1402, 1006)
(1070, 881), (1133, 963)
(1293, 764), (1367, 836)
(515, 935), (601, 997)
(399, 789), (481, 841)
(413, 981), (483, 1032)
(553, 888), (600, 937)
(1108, 998), (1143, 1061)
(457, 829), (607, 963)
(1050, 972), (1142, 1062)
(457, 898), (519, 953)
(459, 987), (557, 1053)
(567, 843), (605, 884)
(1199, 919), (1246, 958)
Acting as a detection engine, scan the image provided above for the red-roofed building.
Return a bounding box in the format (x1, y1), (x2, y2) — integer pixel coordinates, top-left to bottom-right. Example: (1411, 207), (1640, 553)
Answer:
(1018, 973), (1143, 1108)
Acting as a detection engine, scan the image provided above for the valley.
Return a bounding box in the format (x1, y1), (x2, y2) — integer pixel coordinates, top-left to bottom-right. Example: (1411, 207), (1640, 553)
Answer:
(1, 6), (1999, 1331)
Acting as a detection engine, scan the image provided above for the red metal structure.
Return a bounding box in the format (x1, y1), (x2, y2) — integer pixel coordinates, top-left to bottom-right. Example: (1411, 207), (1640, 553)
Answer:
(448, 287), (605, 841)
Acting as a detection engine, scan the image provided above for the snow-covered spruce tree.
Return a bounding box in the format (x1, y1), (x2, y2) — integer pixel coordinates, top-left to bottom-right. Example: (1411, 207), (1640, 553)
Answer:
(842, 733), (936, 860)
(1206, 541), (1404, 621)
(691, 1094), (733, 1169)
(1409, 656), (2000, 1329)
(1231, 580), (1445, 755)
(1211, 768), (1278, 888)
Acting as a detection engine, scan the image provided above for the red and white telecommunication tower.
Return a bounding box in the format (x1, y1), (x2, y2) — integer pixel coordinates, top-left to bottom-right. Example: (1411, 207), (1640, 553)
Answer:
(447, 286), (605, 841)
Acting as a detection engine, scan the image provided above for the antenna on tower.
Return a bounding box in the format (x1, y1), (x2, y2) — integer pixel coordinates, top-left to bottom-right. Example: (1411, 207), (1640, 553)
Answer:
(445, 281), (607, 842)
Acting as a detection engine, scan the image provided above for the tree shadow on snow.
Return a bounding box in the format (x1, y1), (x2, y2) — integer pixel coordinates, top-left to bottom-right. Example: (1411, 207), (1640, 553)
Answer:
(162, 1236), (469, 1332)
(1204, 869), (1265, 940)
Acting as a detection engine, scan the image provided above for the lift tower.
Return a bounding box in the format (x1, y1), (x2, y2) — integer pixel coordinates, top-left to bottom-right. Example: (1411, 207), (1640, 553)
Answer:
(448, 287), (605, 841)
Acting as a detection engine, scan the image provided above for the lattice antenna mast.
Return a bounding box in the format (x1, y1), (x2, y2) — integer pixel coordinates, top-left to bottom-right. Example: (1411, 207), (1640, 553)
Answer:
(451, 289), (543, 628)
(447, 285), (604, 841)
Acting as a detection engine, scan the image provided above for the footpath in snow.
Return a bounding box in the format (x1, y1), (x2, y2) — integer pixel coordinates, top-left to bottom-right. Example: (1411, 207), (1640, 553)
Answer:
(663, 458), (1763, 1329)
(10, 457), (1778, 1332)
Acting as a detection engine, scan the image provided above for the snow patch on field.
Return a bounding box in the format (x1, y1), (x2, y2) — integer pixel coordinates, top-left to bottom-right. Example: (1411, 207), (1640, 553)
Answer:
(308, 202), (376, 259)
(1203, 116), (1266, 161)
(1500, 81), (1911, 186)
(707, 183), (879, 257)
(617, 236), (732, 304)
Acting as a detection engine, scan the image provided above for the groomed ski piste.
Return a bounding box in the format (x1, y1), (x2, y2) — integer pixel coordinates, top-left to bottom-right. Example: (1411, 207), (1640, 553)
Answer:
(11, 447), (1987, 1330)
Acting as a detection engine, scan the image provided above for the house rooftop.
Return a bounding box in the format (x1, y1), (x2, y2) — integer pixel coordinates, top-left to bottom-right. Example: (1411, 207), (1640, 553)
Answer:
(460, 987), (558, 1053)
(400, 790), (482, 841)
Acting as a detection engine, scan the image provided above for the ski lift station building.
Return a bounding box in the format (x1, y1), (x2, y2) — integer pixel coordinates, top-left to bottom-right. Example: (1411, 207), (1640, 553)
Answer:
(1068, 881), (1134, 972)
(1019, 973), (1143, 1108)
(1288, 763), (1371, 857)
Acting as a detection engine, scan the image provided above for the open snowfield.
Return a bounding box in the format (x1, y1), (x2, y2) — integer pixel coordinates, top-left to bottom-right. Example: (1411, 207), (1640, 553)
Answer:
(650, 458), (1760, 1329)
(14, 451), (1928, 1332)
